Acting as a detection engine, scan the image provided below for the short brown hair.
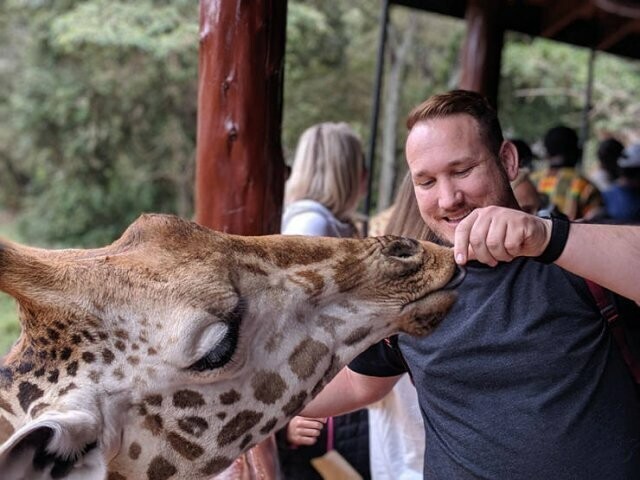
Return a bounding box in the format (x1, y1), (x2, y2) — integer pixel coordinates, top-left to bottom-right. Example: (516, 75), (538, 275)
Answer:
(406, 90), (503, 156)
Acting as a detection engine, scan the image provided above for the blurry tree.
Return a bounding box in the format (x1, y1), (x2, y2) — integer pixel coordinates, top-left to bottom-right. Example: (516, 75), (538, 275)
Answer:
(1, 0), (198, 246)
(500, 33), (640, 165)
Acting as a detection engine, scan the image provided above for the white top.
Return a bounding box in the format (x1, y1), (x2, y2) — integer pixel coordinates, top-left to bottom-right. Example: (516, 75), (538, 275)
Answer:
(368, 375), (425, 480)
(281, 199), (355, 238)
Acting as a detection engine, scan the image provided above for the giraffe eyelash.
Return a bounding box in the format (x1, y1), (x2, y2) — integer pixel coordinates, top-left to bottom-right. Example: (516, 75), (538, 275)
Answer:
(188, 299), (245, 372)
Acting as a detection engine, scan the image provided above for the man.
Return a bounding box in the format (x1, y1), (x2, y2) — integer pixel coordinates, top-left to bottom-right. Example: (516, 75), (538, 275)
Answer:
(531, 125), (604, 220)
(302, 90), (640, 479)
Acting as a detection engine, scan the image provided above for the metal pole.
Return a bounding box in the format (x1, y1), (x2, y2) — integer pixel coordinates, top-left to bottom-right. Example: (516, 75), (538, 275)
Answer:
(363, 0), (390, 236)
(579, 47), (596, 162)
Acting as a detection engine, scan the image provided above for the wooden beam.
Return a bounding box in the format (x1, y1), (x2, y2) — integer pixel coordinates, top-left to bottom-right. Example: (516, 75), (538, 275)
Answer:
(541, 0), (594, 38)
(195, 0), (287, 236)
(458, 0), (504, 107)
(597, 18), (640, 50)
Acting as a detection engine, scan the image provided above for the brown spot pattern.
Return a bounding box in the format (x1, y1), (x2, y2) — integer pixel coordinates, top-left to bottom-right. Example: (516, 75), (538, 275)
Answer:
(333, 255), (366, 292)
(0, 416), (15, 443)
(343, 326), (372, 346)
(107, 472), (126, 480)
(89, 371), (102, 384)
(30, 402), (50, 418)
(219, 389), (241, 405)
(115, 329), (129, 340)
(82, 351), (96, 363)
(260, 418), (278, 435)
(288, 338), (329, 380)
(166, 431), (204, 460)
(318, 314), (345, 338)
(217, 410), (263, 447)
(143, 414), (163, 436)
(294, 270), (325, 296)
(59, 383), (77, 396)
(216, 412), (227, 420)
(129, 442), (142, 460)
(18, 381), (44, 413)
(115, 340), (126, 352)
(173, 390), (205, 409)
(46, 369), (59, 384)
(144, 394), (163, 407)
(251, 371), (286, 404)
(282, 392), (307, 417)
(60, 347), (72, 361)
(265, 331), (283, 353)
(147, 455), (177, 480)
(0, 367), (13, 389)
(201, 456), (232, 476)
(66, 361), (78, 377)
(0, 393), (15, 415)
(102, 348), (115, 364)
(127, 356), (140, 366)
(177, 416), (209, 438)
(239, 434), (253, 450)
(240, 262), (267, 276)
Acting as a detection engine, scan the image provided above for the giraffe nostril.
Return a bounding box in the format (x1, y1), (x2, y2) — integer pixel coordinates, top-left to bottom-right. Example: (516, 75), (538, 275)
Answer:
(382, 238), (420, 259)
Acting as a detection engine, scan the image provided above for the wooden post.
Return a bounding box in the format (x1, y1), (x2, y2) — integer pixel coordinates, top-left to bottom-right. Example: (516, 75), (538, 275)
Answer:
(196, 0), (287, 235)
(458, 0), (504, 107)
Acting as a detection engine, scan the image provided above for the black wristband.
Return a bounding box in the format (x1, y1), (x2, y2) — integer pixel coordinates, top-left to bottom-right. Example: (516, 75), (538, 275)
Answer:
(535, 214), (571, 264)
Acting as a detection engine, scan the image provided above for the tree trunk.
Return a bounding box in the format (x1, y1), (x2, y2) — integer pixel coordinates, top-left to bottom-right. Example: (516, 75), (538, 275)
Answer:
(378, 16), (416, 211)
(195, 0), (287, 235)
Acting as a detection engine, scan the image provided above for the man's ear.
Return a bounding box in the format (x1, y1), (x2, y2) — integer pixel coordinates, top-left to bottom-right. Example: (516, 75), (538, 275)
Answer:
(0, 410), (106, 480)
(500, 141), (520, 181)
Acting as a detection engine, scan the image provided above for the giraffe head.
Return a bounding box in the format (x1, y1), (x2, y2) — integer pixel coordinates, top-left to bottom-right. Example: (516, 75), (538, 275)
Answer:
(0, 214), (462, 479)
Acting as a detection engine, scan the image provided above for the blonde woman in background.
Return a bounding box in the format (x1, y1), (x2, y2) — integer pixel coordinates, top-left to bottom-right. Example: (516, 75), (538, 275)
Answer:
(278, 122), (371, 480)
(282, 122), (366, 238)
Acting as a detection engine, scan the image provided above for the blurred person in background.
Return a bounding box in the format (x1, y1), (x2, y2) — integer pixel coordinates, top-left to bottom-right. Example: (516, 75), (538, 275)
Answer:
(602, 142), (640, 222)
(531, 125), (604, 220)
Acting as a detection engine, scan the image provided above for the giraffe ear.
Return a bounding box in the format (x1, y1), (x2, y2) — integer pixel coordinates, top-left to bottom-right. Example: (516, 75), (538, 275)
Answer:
(0, 409), (106, 480)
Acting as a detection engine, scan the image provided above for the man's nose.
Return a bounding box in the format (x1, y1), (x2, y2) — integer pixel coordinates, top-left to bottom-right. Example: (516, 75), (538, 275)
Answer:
(437, 180), (462, 210)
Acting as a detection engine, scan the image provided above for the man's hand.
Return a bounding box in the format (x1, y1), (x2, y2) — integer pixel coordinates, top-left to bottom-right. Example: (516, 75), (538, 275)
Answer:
(286, 416), (327, 446)
(454, 206), (552, 266)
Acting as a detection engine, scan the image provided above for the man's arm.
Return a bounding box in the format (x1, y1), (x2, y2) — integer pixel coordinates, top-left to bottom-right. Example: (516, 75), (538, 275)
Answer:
(453, 206), (640, 304)
(554, 222), (640, 304)
(300, 367), (401, 418)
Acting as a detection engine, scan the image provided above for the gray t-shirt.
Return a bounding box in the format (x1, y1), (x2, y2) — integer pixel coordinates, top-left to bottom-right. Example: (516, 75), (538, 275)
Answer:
(350, 258), (640, 479)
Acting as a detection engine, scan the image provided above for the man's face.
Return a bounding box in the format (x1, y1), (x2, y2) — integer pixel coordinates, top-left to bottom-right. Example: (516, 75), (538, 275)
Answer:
(406, 114), (518, 245)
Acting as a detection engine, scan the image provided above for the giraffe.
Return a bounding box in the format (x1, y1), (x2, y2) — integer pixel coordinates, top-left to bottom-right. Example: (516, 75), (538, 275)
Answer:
(0, 213), (463, 480)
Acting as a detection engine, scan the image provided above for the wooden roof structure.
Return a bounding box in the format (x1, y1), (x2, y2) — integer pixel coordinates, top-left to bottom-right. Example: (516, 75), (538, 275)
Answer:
(393, 0), (640, 61)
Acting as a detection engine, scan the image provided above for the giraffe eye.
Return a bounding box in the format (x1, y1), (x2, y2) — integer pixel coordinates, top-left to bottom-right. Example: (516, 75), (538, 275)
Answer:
(189, 320), (240, 371)
(188, 299), (244, 372)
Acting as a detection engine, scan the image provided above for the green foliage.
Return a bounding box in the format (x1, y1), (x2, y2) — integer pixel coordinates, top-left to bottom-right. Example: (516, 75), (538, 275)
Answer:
(1, 0), (198, 247)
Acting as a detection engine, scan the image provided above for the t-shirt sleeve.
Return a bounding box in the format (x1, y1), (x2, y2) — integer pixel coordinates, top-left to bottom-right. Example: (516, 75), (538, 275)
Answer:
(348, 337), (408, 377)
(281, 211), (331, 236)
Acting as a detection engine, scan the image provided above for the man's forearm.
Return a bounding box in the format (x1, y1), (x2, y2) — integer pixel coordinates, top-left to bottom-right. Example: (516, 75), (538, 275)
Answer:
(556, 223), (640, 303)
(301, 367), (400, 417)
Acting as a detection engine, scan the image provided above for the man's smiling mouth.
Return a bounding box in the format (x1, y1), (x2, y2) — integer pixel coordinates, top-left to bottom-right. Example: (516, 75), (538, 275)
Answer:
(444, 211), (471, 223)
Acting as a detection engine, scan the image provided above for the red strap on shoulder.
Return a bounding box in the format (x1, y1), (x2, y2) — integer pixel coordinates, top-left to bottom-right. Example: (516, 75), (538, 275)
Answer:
(586, 280), (640, 383)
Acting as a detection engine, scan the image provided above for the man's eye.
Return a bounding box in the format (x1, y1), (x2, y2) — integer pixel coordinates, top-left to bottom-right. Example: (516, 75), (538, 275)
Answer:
(417, 179), (435, 189)
(453, 167), (473, 177)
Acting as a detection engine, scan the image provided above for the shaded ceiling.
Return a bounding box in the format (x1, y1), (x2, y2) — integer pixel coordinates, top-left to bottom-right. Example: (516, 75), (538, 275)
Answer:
(392, 0), (640, 60)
